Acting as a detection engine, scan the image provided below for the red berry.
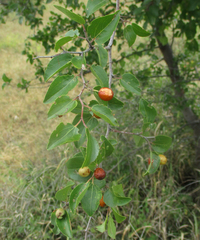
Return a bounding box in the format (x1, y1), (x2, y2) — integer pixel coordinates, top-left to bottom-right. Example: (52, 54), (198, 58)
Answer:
(148, 158), (154, 165)
(93, 113), (101, 119)
(99, 195), (106, 207)
(94, 168), (106, 180)
(98, 88), (114, 101)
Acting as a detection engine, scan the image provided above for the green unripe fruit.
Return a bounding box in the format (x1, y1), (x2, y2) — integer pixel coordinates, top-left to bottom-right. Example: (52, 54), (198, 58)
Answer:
(56, 208), (65, 219)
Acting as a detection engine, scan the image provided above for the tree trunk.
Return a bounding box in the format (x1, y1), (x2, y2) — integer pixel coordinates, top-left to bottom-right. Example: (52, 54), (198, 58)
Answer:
(156, 36), (200, 169)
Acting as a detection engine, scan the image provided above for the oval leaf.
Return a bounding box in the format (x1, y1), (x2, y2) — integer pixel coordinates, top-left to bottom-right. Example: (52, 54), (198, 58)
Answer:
(44, 53), (72, 82)
(91, 65), (109, 87)
(152, 135), (172, 153)
(51, 212), (60, 235)
(120, 73), (141, 95)
(86, 0), (108, 17)
(44, 75), (78, 104)
(96, 215), (108, 233)
(108, 97), (124, 111)
(47, 123), (81, 150)
(69, 182), (90, 213)
(144, 152), (160, 175)
(55, 180), (75, 201)
(71, 56), (85, 69)
(56, 210), (72, 238)
(55, 36), (73, 52)
(139, 99), (157, 123)
(81, 184), (102, 216)
(73, 114), (98, 148)
(66, 153), (92, 182)
(107, 215), (116, 239)
(124, 25), (137, 47)
(92, 104), (118, 126)
(88, 14), (114, 38)
(96, 11), (120, 45)
(100, 136), (114, 157)
(48, 96), (77, 120)
(96, 45), (108, 67)
(54, 5), (85, 24)
(104, 189), (131, 207)
(82, 129), (99, 167)
(132, 23), (150, 37)
(112, 207), (126, 223)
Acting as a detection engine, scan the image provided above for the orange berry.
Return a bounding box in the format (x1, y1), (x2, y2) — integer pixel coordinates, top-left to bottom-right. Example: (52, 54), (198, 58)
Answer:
(98, 87), (114, 101)
(99, 196), (106, 207)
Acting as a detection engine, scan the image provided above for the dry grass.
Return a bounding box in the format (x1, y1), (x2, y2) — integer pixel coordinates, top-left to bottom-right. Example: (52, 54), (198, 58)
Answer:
(0, 4), (68, 184)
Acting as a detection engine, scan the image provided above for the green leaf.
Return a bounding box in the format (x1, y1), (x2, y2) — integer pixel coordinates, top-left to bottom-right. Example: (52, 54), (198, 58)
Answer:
(69, 182), (90, 213)
(139, 99), (157, 123)
(82, 129), (99, 167)
(86, 0), (108, 16)
(120, 73), (141, 95)
(47, 96), (77, 120)
(51, 212), (60, 235)
(55, 36), (73, 52)
(152, 135), (172, 153)
(108, 97), (124, 111)
(96, 215), (108, 233)
(88, 13), (115, 38)
(81, 184), (102, 216)
(96, 45), (108, 67)
(132, 23), (150, 37)
(54, 5), (85, 24)
(66, 153), (92, 182)
(107, 215), (116, 239)
(104, 189), (131, 207)
(55, 180), (75, 201)
(132, 129), (149, 147)
(71, 101), (90, 114)
(56, 210), (72, 238)
(112, 207), (126, 223)
(73, 114), (98, 148)
(51, 212), (57, 226)
(2, 73), (12, 83)
(112, 184), (125, 197)
(94, 178), (106, 189)
(44, 54), (72, 82)
(43, 75), (78, 104)
(71, 56), (86, 69)
(100, 136), (114, 157)
(65, 29), (80, 37)
(96, 11), (120, 45)
(92, 104), (118, 126)
(144, 152), (160, 175)
(91, 65), (109, 87)
(124, 25), (137, 47)
(47, 123), (81, 150)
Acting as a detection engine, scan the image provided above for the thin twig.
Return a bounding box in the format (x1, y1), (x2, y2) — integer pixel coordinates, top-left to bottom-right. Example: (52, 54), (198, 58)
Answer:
(33, 48), (91, 60)
(85, 216), (92, 240)
(82, 24), (93, 49)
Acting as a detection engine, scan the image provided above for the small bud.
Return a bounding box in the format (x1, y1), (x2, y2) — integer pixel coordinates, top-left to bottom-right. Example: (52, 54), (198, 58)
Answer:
(56, 208), (65, 219)
(82, 64), (86, 70)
